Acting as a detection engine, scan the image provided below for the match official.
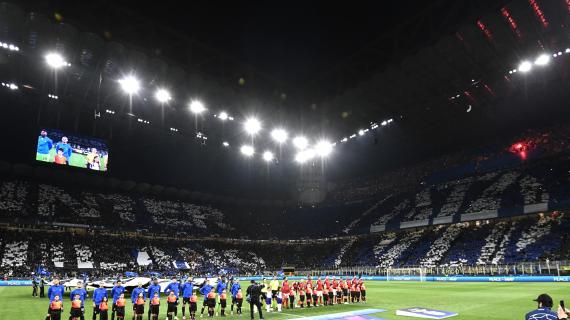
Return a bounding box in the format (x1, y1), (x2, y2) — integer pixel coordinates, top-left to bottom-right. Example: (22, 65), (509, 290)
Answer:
(246, 280), (264, 320)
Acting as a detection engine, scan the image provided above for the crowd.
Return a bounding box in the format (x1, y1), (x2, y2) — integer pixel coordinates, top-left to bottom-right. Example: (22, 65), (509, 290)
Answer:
(1, 146), (570, 242)
(329, 122), (570, 204)
(0, 210), (566, 279)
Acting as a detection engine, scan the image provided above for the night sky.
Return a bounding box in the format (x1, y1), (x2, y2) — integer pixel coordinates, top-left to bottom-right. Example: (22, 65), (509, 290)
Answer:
(18, 0), (487, 91)
(9, 0), (568, 198)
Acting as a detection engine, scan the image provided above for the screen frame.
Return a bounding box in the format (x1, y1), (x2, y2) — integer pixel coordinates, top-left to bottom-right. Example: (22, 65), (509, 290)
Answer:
(35, 127), (110, 172)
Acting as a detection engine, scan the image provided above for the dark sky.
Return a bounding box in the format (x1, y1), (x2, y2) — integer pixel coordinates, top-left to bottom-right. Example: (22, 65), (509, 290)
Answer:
(21, 0), (448, 86)
(116, 1), (429, 82)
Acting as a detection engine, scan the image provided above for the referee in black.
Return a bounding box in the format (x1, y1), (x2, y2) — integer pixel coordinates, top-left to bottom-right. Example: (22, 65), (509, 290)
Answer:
(246, 280), (264, 320)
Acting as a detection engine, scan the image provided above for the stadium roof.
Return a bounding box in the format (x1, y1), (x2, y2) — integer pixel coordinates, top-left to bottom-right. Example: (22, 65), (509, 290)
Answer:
(3, 0), (570, 198)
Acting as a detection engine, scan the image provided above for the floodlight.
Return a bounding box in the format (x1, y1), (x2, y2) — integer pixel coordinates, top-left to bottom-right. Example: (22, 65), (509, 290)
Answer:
(293, 136), (308, 150)
(263, 151), (274, 162)
(518, 61), (532, 73)
(45, 53), (67, 69)
(358, 129), (365, 136)
(271, 129), (288, 143)
(189, 100), (206, 114)
(218, 112), (229, 120)
(222, 141), (230, 147)
(295, 149), (315, 164)
(315, 140), (333, 157)
(119, 76), (140, 94)
(244, 118), (261, 135)
(240, 145), (254, 156)
(155, 88), (171, 103)
(534, 54), (550, 66)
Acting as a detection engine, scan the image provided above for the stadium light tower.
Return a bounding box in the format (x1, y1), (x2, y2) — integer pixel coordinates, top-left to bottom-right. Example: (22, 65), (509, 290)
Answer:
(244, 118), (261, 135)
(263, 151), (274, 162)
(293, 136), (308, 150)
(189, 100), (206, 114)
(155, 88), (171, 103)
(240, 145), (254, 157)
(45, 52), (68, 69)
(315, 140), (333, 157)
(119, 76), (140, 95)
(271, 129), (288, 144)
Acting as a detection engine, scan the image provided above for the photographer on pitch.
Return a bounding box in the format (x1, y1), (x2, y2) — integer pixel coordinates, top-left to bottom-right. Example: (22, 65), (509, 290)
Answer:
(246, 280), (264, 320)
(525, 294), (569, 320)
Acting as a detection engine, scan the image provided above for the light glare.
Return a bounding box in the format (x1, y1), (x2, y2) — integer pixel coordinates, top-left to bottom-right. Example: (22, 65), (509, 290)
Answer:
(244, 118), (261, 135)
(293, 136), (308, 150)
(534, 54), (550, 66)
(263, 151), (274, 162)
(155, 88), (171, 103)
(295, 149), (315, 164)
(518, 61), (532, 73)
(240, 145), (254, 157)
(315, 140), (333, 157)
(190, 100), (206, 114)
(45, 53), (67, 69)
(119, 76), (140, 94)
(218, 112), (229, 120)
(271, 129), (288, 143)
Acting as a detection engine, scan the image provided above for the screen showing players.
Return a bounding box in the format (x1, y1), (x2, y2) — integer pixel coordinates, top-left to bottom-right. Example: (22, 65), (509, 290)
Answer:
(36, 128), (109, 171)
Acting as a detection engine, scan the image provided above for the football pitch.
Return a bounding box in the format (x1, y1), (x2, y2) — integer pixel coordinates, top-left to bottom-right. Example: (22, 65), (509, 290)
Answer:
(1, 281), (569, 319)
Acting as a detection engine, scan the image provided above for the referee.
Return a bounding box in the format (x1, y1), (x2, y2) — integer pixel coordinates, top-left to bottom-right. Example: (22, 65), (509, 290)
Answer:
(246, 280), (264, 320)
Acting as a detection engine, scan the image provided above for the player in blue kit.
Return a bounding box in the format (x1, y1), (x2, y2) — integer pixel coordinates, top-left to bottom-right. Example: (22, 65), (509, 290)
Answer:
(146, 278), (161, 320)
(45, 278), (65, 320)
(111, 280), (125, 320)
(181, 277), (194, 320)
(164, 277), (180, 319)
(199, 279), (213, 317)
(131, 283), (146, 320)
(70, 282), (88, 320)
(92, 286), (108, 320)
(230, 279), (240, 315)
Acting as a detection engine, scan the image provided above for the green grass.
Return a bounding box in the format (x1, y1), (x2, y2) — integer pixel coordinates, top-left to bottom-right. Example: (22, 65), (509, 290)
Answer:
(1, 281), (569, 319)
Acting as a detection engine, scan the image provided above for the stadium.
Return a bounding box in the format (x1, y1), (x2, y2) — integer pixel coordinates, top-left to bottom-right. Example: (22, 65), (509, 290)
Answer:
(1, 0), (570, 319)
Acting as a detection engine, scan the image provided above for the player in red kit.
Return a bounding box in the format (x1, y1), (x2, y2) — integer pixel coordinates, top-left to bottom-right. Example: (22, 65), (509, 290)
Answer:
(281, 279), (290, 309)
(315, 278), (324, 306)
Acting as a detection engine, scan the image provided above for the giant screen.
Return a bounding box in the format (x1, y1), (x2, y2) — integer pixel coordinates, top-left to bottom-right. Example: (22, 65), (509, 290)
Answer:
(36, 128), (109, 171)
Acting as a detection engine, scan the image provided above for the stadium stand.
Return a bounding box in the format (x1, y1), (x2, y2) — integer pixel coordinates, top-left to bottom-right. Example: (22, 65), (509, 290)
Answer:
(0, 212), (567, 277)
(1, 124), (570, 277)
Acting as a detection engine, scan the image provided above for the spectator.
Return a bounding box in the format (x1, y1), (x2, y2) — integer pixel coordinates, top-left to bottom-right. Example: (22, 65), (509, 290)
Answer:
(525, 294), (566, 320)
